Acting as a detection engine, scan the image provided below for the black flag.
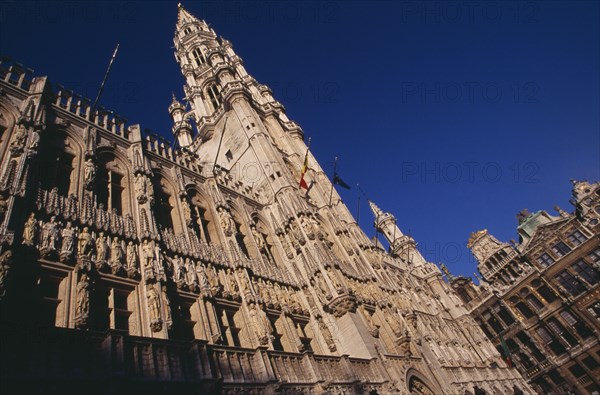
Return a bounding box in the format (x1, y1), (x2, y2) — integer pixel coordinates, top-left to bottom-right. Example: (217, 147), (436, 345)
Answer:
(333, 172), (351, 189)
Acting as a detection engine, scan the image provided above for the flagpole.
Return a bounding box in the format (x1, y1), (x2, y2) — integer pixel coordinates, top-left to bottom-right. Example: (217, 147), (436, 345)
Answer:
(329, 156), (337, 207)
(304, 138), (311, 194)
(299, 137), (311, 191)
(356, 184), (361, 223)
(92, 43), (120, 111)
(212, 116), (229, 175)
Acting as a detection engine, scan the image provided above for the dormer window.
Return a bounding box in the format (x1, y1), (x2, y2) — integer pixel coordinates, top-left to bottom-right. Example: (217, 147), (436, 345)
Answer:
(184, 27), (192, 36)
(192, 48), (206, 67)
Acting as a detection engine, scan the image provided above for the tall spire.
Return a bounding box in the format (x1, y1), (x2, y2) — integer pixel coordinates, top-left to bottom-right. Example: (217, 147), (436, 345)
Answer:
(368, 200), (384, 220)
(368, 200), (425, 264)
(176, 3), (204, 28)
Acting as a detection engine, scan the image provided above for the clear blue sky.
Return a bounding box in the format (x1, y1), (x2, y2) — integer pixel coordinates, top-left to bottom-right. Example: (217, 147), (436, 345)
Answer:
(1, 1), (598, 277)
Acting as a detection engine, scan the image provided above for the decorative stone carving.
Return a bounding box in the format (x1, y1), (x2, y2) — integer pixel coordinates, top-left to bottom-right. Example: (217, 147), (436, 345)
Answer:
(326, 266), (342, 291)
(77, 226), (94, 269)
(126, 241), (138, 278)
(300, 214), (315, 240)
(147, 285), (162, 332)
(171, 255), (186, 288)
(110, 237), (124, 274)
(317, 317), (337, 352)
(205, 264), (221, 293)
(40, 216), (59, 257)
(145, 176), (154, 204)
(135, 173), (148, 203)
(161, 285), (172, 329)
(64, 194), (78, 220)
(22, 212), (36, 246)
(385, 310), (403, 337)
(226, 268), (239, 297)
(278, 233), (294, 259)
(60, 221), (75, 263)
(141, 240), (155, 279)
(197, 263), (209, 290)
(325, 293), (357, 318)
(185, 258), (198, 291)
(95, 232), (108, 270)
(313, 272), (331, 301)
(0, 250), (13, 299)
(218, 206), (234, 236)
(9, 123), (28, 155)
(83, 158), (96, 190)
(248, 301), (273, 346)
(181, 198), (192, 226)
(74, 273), (90, 329)
(289, 218), (305, 246)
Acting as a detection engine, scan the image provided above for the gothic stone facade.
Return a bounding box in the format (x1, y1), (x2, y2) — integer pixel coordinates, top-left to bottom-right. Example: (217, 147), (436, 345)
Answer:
(451, 181), (600, 395)
(0, 5), (532, 395)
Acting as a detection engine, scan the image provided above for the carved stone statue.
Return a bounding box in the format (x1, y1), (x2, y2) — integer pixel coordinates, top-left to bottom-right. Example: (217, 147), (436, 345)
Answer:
(181, 198), (192, 225)
(185, 258), (198, 289)
(206, 264), (220, 292)
(278, 233), (294, 259)
(110, 237), (124, 273)
(9, 123), (28, 154)
(75, 274), (90, 328)
(251, 225), (265, 250)
(385, 311), (403, 337)
(60, 221), (75, 262)
(83, 158), (95, 189)
(172, 255), (185, 286)
(317, 317), (337, 352)
(145, 176), (154, 203)
(326, 266), (342, 290)
(126, 241), (138, 278)
(95, 232), (108, 263)
(300, 215), (315, 240)
(134, 173), (147, 203)
(147, 286), (162, 332)
(161, 285), (172, 328)
(289, 219), (306, 245)
(141, 240), (154, 271)
(0, 250), (13, 299)
(226, 268), (239, 295)
(22, 213), (36, 246)
(77, 227), (94, 258)
(218, 206), (234, 236)
(315, 272), (331, 301)
(40, 216), (59, 252)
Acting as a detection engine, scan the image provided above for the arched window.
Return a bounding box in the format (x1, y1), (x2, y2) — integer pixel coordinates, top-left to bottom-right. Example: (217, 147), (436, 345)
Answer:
(192, 48), (206, 66)
(515, 302), (534, 319)
(93, 152), (132, 216)
(187, 189), (214, 243)
(153, 175), (183, 235)
(155, 186), (174, 230)
(38, 130), (76, 196)
(207, 83), (221, 110)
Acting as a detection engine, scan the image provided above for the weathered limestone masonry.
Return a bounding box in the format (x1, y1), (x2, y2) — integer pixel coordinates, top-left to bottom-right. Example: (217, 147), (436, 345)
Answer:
(0, 5), (533, 395)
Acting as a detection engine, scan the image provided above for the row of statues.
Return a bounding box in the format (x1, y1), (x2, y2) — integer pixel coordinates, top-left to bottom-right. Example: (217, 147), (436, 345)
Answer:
(23, 213), (139, 276)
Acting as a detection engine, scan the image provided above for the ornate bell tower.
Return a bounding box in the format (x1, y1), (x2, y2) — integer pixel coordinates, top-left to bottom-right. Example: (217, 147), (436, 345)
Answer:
(171, 4), (304, 198)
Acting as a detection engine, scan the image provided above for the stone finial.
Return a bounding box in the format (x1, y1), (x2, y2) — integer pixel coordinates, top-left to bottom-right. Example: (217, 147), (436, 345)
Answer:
(368, 200), (384, 220)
